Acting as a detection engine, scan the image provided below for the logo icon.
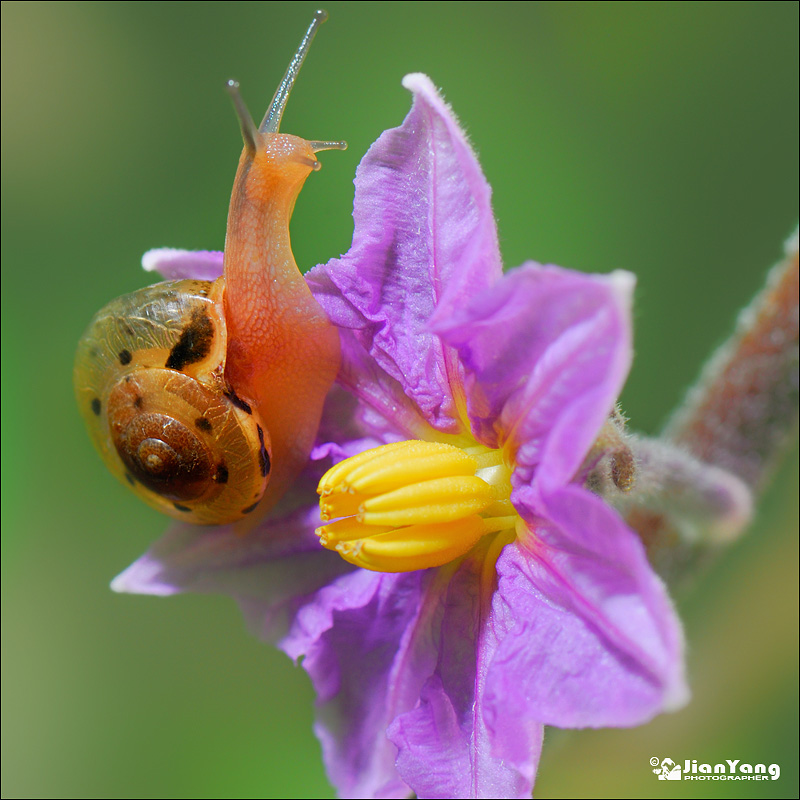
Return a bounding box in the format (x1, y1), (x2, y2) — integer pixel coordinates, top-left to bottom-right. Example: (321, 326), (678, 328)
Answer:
(650, 756), (781, 782)
(652, 757), (682, 780)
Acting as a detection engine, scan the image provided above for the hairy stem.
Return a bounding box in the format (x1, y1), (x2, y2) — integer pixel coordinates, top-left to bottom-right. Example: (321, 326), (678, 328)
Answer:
(664, 229), (799, 491)
(608, 229), (798, 583)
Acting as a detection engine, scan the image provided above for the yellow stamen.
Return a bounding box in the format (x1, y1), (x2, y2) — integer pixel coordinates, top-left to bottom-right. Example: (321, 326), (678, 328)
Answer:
(316, 439), (519, 572)
(360, 476), (496, 526)
(316, 516), (394, 546)
(318, 440), (420, 496)
(336, 517), (488, 572)
(319, 488), (369, 521)
(345, 442), (477, 495)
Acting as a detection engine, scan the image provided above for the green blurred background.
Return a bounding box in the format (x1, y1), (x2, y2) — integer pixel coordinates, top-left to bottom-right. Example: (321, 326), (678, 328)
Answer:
(2, 2), (797, 797)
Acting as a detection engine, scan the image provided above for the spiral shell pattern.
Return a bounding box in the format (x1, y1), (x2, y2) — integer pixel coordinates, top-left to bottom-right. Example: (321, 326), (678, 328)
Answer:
(74, 279), (270, 524)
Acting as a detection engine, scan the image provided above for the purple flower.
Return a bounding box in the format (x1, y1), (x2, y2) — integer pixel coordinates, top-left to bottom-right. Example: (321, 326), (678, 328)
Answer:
(113, 74), (687, 799)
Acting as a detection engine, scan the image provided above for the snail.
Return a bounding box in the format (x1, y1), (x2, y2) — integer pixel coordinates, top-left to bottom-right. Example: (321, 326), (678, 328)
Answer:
(74, 11), (345, 525)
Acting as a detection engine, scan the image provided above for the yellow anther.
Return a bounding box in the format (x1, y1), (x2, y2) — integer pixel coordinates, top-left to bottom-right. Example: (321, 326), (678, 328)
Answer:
(319, 488), (369, 522)
(345, 442), (477, 495)
(315, 438), (521, 573)
(316, 517), (394, 546)
(335, 517), (489, 572)
(317, 440), (418, 496)
(360, 476), (497, 527)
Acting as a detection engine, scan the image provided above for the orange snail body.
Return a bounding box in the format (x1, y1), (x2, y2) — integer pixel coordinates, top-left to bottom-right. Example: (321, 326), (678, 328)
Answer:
(74, 11), (344, 525)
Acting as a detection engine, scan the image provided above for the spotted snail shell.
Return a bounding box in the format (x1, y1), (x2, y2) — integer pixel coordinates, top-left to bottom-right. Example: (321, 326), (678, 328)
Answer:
(74, 278), (271, 524)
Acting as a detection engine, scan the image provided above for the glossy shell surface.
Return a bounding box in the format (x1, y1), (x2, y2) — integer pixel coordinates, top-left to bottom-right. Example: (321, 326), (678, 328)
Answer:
(74, 279), (271, 524)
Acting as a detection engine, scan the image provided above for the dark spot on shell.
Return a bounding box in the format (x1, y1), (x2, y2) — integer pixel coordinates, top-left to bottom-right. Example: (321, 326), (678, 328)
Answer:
(223, 389), (252, 414)
(214, 464), (229, 484)
(134, 396), (143, 409)
(256, 425), (271, 477)
(195, 417), (212, 433)
(124, 375), (132, 383)
(90, 347), (99, 358)
(165, 307), (214, 371)
(91, 397), (101, 416)
(122, 322), (135, 336)
(118, 349), (133, 365)
(125, 473), (136, 486)
(242, 502), (259, 514)
(173, 503), (192, 512)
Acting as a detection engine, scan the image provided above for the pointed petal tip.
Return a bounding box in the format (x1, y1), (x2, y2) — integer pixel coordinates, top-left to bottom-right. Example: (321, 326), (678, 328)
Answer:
(401, 72), (436, 95)
(109, 572), (128, 594)
(608, 268), (636, 292)
(400, 73), (455, 122)
(110, 559), (179, 597)
(663, 676), (691, 714)
(140, 248), (225, 281)
(608, 269), (636, 307)
(141, 247), (178, 272)
(110, 567), (139, 595)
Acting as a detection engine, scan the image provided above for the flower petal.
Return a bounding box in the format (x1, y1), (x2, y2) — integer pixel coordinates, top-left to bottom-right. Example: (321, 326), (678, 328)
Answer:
(436, 264), (633, 487)
(111, 390), (367, 640)
(389, 545), (543, 799)
(486, 484), (688, 730)
(283, 568), (441, 799)
(308, 73), (502, 434)
(141, 248), (224, 281)
(111, 502), (351, 643)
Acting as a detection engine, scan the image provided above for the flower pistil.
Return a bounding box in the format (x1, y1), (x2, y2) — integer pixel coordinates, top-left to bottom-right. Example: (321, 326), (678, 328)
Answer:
(316, 440), (518, 572)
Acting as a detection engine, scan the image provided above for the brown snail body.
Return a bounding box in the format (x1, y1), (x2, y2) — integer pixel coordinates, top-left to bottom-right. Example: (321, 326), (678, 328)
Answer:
(74, 11), (345, 526)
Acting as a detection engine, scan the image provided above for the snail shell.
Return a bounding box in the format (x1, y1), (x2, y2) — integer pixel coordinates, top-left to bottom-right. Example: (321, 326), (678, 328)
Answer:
(74, 278), (271, 524)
